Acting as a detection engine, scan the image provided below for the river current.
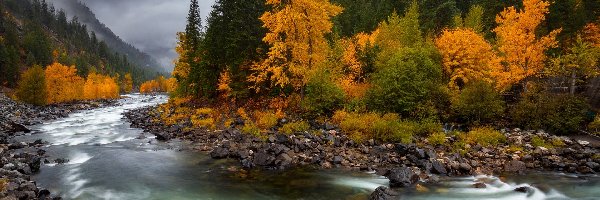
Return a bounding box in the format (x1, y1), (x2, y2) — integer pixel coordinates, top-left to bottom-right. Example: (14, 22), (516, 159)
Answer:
(15, 94), (600, 200)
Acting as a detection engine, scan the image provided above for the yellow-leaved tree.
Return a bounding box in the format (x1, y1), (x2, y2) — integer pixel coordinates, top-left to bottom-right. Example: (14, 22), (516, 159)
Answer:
(493, 0), (561, 91)
(83, 72), (119, 100)
(248, 0), (343, 93)
(336, 32), (377, 99)
(122, 73), (133, 94)
(435, 28), (500, 90)
(45, 62), (84, 104)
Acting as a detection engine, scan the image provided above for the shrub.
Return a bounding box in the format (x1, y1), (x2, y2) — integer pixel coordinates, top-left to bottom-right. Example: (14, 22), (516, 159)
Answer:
(366, 47), (443, 117)
(280, 121), (310, 135)
(15, 65), (47, 106)
(530, 135), (548, 148)
(511, 92), (592, 135)
(191, 108), (215, 129)
(427, 132), (447, 146)
(460, 127), (506, 147)
(588, 116), (600, 135)
(452, 81), (504, 125)
(241, 122), (264, 140)
(254, 111), (279, 130)
(332, 111), (416, 143)
(301, 69), (345, 117)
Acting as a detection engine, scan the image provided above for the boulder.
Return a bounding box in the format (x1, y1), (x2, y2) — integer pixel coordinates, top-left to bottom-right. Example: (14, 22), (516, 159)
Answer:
(514, 186), (533, 194)
(386, 167), (419, 187)
(154, 132), (172, 141)
(472, 182), (486, 188)
(369, 186), (400, 200)
(253, 152), (275, 166)
(504, 160), (526, 173)
(210, 147), (229, 159)
(430, 160), (447, 175)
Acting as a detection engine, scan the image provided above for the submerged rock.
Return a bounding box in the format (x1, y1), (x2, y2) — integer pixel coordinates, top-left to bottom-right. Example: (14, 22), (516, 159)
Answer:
(369, 186), (400, 200)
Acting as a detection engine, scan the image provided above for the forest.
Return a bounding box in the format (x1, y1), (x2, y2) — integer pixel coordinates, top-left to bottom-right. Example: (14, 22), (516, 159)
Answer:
(0, 0), (163, 92)
(139, 0), (600, 143)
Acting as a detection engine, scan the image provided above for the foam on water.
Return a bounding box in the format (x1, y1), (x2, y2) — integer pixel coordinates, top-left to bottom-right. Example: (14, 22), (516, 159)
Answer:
(34, 95), (167, 147)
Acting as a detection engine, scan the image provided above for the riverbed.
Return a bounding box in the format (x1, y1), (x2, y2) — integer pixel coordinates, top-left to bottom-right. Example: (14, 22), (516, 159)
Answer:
(15, 94), (600, 200)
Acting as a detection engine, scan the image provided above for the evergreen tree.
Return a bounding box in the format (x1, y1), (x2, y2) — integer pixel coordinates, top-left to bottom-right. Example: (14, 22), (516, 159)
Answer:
(203, 0), (268, 99)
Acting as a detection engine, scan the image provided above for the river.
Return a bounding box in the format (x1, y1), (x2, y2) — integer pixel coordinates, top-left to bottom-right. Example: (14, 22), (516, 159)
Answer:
(15, 94), (600, 200)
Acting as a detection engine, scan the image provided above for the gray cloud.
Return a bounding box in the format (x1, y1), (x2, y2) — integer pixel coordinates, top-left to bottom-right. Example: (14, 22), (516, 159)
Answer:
(54, 0), (215, 71)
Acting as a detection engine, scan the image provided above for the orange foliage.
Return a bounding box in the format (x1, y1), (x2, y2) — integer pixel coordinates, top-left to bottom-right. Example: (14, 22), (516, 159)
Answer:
(45, 62), (84, 104)
(435, 28), (500, 89)
(217, 69), (232, 97)
(140, 76), (172, 94)
(83, 72), (119, 100)
(584, 23), (600, 47)
(140, 80), (160, 94)
(492, 0), (560, 91)
(336, 32), (376, 99)
(248, 0), (343, 92)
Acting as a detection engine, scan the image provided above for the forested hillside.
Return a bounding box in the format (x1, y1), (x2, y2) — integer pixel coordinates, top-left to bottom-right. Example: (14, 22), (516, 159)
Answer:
(48, 0), (165, 73)
(0, 0), (162, 88)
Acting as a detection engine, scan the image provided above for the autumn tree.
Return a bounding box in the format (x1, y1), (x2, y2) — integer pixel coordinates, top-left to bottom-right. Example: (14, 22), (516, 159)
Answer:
(45, 62), (84, 104)
(548, 37), (600, 94)
(248, 0), (343, 93)
(374, 2), (422, 66)
(453, 5), (484, 33)
(334, 32), (377, 100)
(121, 73), (133, 93)
(435, 28), (500, 90)
(83, 72), (119, 100)
(493, 0), (561, 91)
(15, 65), (47, 106)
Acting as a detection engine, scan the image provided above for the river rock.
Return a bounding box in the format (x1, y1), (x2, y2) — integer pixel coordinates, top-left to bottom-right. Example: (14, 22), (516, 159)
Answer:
(504, 160), (526, 173)
(430, 160), (447, 175)
(472, 182), (486, 188)
(253, 152), (275, 166)
(210, 147), (229, 159)
(369, 186), (400, 200)
(514, 186), (533, 194)
(154, 132), (172, 141)
(386, 167), (419, 187)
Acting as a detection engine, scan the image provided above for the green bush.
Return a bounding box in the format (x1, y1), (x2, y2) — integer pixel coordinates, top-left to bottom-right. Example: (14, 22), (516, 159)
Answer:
(15, 65), (47, 106)
(459, 127), (506, 147)
(332, 111), (416, 143)
(427, 132), (447, 146)
(452, 81), (505, 125)
(280, 121), (310, 135)
(511, 92), (592, 135)
(302, 69), (345, 117)
(366, 47), (443, 117)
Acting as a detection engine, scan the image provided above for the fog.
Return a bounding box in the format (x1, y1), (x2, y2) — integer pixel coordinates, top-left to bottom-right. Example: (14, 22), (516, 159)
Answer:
(51, 0), (215, 71)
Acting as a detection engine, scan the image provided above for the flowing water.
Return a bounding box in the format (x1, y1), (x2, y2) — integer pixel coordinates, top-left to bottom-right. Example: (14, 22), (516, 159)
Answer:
(15, 94), (600, 200)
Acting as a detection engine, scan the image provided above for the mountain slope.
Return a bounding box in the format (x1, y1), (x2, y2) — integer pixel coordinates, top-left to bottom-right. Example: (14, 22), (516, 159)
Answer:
(0, 0), (162, 87)
(48, 0), (165, 73)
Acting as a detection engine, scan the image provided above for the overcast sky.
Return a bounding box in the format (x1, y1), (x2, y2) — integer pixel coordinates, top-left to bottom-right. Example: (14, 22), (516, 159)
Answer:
(66, 0), (215, 71)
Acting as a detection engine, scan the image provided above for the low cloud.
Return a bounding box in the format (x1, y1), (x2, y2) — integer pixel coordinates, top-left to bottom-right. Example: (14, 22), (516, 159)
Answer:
(51, 0), (215, 71)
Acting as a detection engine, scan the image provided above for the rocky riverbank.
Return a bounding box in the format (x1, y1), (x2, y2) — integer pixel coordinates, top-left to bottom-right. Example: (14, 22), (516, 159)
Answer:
(0, 93), (118, 200)
(125, 105), (600, 199)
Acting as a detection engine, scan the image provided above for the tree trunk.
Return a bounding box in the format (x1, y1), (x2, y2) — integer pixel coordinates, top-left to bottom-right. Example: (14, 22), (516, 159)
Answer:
(570, 71), (577, 95)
